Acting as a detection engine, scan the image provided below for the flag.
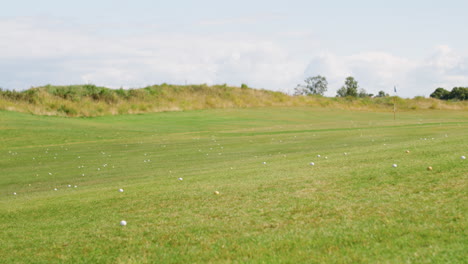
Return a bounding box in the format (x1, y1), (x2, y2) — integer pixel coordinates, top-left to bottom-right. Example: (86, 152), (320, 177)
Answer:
(394, 86), (397, 93)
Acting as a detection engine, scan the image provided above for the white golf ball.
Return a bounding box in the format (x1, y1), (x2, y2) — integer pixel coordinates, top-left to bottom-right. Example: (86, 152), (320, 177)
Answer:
(263, 162), (266, 164)
(120, 220), (127, 226)
(178, 178), (183, 181)
(461, 156), (466, 160)
(13, 192), (16, 195)
(392, 164), (398, 168)
(310, 162), (315, 166)
(317, 155), (321, 158)
(54, 188), (58, 191)
(67, 185), (71, 188)
(118, 189), (124, 193)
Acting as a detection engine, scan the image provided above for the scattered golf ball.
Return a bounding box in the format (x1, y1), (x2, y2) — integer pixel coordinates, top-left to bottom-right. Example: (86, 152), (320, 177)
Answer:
(392, 164), (398, 168)
(54, 188), (58, 191)
(317, 155), (321, 158)
(427, 166), (433, 171)
(178, 177), (183, 181)
(74, 185), (78, 188)
(405, 150), (410, 153)
(120, 220), (127, 226)
(13, 192), (16, 195)
(118, 189), (124, 192)
(214, 191), (220, 195)
(461, 156), (466, 160)
(263, 162), (266, 165)
(67, 184), (71, 188)
(310, 162), (315, 166)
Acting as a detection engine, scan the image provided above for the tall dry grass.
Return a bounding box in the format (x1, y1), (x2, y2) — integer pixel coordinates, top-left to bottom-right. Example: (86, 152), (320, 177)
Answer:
(1, 84), (467, 117)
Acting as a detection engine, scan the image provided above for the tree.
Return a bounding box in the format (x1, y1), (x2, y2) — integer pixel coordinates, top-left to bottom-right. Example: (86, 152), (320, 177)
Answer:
(358, 88), (372, 98)
(336, 87), (347, 97)
(376, 90), (389, 97)
(344, 77), (358, 97)
(430, 87), (468, 100)
(448, 87), (468, 100)
(294, 75), (328, 95)
(430, 87), (450, 100)
(336, 76), (359, 97)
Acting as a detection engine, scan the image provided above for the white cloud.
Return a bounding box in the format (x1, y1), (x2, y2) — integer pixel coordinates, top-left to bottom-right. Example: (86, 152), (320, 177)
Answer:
(0, 17), (304, 91)
(304, 47), (468, 97)
(1, 17), (467, 97)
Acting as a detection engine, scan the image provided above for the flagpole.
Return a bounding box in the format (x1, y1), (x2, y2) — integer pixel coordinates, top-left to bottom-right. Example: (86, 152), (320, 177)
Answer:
(393, 86), (397, 121)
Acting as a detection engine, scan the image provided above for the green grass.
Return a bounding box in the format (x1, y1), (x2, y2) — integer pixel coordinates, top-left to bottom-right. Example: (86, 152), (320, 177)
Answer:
(0, 107), (467, 263)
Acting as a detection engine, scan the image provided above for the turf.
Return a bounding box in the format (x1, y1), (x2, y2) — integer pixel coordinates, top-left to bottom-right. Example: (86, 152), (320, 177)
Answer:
(0, 107), (467, 263)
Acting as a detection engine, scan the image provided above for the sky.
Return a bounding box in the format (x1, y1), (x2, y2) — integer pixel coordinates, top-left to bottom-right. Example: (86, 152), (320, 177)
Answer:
(1, 0), (468, 97)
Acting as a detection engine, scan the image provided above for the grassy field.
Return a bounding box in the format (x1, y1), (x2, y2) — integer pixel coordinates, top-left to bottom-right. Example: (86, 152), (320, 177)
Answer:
(0, 107), (467, 263)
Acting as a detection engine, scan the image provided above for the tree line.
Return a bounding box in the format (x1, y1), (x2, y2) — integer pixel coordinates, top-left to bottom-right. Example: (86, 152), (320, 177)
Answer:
(295, 75), (467, 100)
(429, 87), (468, 100)
(294, 75), (388, 98)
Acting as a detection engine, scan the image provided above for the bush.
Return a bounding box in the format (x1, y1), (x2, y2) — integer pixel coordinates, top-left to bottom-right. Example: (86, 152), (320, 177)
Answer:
(58, 104), (77, 116)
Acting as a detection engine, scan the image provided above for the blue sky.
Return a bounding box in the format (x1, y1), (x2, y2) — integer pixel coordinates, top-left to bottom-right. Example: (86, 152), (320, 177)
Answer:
(1, 0), (468, 97)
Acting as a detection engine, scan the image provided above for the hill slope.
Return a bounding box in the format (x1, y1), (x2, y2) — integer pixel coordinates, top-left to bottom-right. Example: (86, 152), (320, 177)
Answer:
(1, 84), (467, 116)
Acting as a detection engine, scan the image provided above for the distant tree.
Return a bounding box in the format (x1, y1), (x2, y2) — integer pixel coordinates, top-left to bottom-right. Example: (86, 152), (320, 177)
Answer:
(336, 76), (359, 97)
(448, 87), (468, 100)
(294, 75), (328, 95)
(376, 90), (389, 97)
(336, 87), (347, 97)
(430, 87), (468, 100)
(358, 88), (372, 98)
(430, 87), (450, 100)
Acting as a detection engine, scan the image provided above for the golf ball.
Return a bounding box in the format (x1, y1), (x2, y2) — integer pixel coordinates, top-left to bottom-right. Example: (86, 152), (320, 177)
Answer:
(392, 164), (398, 168)
(461, 156), (466, 160)
(120, 220), (127, 226)
(310, 162), (315, 166)
(427, 166), (433, 171)
(214, 191), (220, 195)
(54, 188), (58, 191)
(317, 155), (321, 158)
(178, 177), (183, 181)
(13, 192), (16, 195)
(263, 162), (266, 165)
(118, 189), (124, 192)
(67, 185), (71, 188)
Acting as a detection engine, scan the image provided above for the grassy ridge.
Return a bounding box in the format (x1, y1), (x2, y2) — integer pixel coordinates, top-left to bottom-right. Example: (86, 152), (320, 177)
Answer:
(0, 107), (467, 263)
(1, 84), (467, 116)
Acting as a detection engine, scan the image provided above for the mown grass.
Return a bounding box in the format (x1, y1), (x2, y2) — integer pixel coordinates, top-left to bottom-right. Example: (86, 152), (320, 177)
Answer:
(0, 107), (467, 263)
(1, 84), (467, 117)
